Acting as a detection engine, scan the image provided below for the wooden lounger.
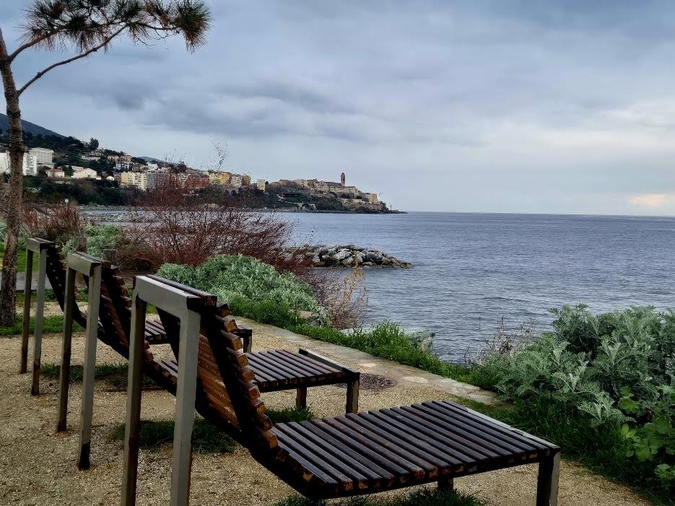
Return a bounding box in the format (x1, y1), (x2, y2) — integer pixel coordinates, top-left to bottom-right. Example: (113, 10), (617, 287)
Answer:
(39, 240), (169, 343)
(151, 275), (360, 414)
(183, 286), (561, 504)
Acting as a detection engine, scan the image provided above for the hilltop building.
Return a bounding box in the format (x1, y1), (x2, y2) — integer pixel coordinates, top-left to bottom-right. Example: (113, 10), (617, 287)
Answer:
(28, 147), (54, 168)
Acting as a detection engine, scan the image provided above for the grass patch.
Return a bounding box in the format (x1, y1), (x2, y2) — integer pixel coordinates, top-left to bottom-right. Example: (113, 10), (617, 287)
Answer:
(266, 406), (316, 424)
(41, 362), (160, 390)
(0, 241), (35, 273)
(0, 314), (81, 336)
(107, 418), (235, 454)
(290, 322), (473, 384)
(273, 489), (485, 506)
(15, 289), (59, 306)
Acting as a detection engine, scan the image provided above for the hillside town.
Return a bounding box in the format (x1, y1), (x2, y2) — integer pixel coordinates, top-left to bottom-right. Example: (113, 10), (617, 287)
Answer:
(0, 137), (392, 212)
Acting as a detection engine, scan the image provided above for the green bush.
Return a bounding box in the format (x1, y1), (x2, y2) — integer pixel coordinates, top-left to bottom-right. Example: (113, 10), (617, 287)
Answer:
(473, 304), (675, 502)
(85, 224), (124, 258)
(157, 254), (327, 324)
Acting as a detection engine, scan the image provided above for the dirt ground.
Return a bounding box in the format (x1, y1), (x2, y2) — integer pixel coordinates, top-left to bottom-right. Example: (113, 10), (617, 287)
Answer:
(0, 319), (654, 506)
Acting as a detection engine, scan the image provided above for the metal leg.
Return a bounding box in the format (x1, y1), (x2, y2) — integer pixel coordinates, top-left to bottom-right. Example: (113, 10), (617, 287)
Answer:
(345, 377), (359, 414)
(122, 276), (202, 506)
(438, 476), (454, 490)
(170, 309), (200, 506)
(57, 266), (76, 432)
(20, 250), (34, 374)
(121, 296), (147, 506)
(30, 249), (47, 395)
(296, 387), (307, 410)
(77, 265), (101, 470)
(536, 453), (560, 506)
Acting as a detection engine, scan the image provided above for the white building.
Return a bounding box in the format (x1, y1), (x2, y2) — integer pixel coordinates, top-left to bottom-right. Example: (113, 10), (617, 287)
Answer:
(256, 179), (266, 191)
(71, 166), (98, 179)
(230, 174), (243, 187)
(0, 151), (38, 176)
(46, 168), (65, 178)
(28, 147), (55, 167)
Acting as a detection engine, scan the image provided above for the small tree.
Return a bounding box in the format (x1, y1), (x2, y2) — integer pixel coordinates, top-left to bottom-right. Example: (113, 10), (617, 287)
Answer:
(0, 1), (211, 325)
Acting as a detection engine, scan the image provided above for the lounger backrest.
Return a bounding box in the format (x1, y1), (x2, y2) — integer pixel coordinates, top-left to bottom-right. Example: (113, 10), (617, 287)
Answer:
(150, 275), (280, 455)
(43, 243), (88, 329)
(98, 263), (155, 362)
(198, 306), (280, 456)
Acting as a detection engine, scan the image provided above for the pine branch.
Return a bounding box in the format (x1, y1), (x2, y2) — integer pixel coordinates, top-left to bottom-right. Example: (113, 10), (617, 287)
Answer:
(17, 25), (127, 96)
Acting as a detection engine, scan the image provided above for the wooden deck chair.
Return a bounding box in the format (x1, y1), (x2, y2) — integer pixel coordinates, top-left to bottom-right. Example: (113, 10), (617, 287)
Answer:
(150, 275), (361, 414)
(186, 288), (561, 505)
(31, 240), (169, 343)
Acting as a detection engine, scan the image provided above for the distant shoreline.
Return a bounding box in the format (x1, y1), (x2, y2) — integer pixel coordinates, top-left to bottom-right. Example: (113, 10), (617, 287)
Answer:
(80, 205), (407, 215)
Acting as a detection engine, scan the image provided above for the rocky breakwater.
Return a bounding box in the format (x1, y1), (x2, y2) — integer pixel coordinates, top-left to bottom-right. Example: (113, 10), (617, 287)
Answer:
(297, 245), (411, 268)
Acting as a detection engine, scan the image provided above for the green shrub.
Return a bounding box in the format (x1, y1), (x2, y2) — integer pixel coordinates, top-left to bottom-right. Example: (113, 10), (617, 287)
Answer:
(157, 254), (327, 324)
(229, 296), (303, 328)
(473, 304), (675, 502)
(85, 224), (124, 258)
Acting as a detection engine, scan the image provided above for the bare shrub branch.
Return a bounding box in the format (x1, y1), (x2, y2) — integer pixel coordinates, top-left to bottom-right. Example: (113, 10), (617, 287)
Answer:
(313, 266), (368, 329)
(123, 176), (306, 273)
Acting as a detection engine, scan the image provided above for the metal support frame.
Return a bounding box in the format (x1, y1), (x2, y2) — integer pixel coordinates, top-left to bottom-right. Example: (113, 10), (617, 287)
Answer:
(55, 253), (103, 473)
(460, 405), (561, 505)
(122, 276), (203, 506)
(298, 349), (360, 413)
(20, 238), (54, 395)
(536, 452), (561, 506)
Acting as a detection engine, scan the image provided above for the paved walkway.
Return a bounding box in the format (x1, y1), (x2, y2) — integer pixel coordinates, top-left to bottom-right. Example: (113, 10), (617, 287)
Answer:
(0, 272), (52, 291)
(238, 317), (498, 405)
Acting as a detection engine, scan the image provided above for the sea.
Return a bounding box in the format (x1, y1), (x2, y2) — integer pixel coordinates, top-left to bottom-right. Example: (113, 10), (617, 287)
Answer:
(284, 212), (675, 362)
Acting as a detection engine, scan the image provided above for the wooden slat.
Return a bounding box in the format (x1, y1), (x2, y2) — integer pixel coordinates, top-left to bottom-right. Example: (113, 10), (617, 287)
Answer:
(274, 424), (363, 486)
(381, 407), (493, 462)
(339, 414), (449, 470)
(429, 401), (557, 451)
(407, 403), (535, 456)
(281, 422), (393, 482)
(323, 418), (429, 477)
(360, 411), (468, 466)
(276, 349), (343, 375)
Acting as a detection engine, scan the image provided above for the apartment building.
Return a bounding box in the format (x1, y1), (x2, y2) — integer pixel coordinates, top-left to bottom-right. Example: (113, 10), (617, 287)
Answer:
(120, 171), (148, 190)
(0, 151), (38, 176)
(28, 147), (55, 167)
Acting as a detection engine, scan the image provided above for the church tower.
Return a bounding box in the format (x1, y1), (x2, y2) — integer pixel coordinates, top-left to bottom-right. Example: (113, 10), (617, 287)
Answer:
(340, 172), (345, 186)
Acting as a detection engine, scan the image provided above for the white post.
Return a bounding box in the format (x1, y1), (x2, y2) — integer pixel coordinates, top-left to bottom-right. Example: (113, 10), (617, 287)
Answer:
(77, 258), (102, 470)
(121, 276), (202, 506)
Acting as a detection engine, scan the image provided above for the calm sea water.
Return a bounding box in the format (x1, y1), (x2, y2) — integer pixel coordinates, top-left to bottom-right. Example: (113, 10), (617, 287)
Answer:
(285, 212), (675, 362)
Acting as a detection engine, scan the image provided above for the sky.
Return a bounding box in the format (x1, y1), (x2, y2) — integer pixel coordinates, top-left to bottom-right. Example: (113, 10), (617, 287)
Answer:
(2, 1), (675, 215)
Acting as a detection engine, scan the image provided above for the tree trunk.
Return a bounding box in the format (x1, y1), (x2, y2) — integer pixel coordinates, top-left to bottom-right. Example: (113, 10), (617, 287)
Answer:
(0, 29), (25, 326)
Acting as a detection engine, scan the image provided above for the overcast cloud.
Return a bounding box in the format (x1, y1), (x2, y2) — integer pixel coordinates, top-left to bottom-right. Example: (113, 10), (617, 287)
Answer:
(2, 0), (675, 214)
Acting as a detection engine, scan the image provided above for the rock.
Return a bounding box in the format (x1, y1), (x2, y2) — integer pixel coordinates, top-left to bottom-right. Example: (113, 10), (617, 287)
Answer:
(335, 248), (351, 261)
(287, 244), (411, 268)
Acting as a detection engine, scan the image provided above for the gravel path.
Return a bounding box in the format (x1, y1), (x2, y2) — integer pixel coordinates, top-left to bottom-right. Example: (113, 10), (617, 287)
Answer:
(0, 319), (653, 505)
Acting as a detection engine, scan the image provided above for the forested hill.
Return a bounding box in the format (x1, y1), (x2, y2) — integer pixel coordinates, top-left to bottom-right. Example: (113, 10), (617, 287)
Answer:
(0, 113), (64, 138)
